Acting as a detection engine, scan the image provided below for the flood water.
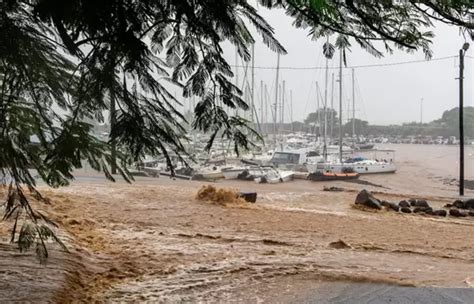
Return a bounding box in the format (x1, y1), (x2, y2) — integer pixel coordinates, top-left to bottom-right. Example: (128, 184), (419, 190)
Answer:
(1, 144), (474, 302)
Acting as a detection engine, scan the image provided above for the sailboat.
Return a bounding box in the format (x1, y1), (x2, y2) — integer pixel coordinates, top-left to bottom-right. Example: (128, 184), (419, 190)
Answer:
(306, 48), (358, 180)
(306, 50), (396, 176)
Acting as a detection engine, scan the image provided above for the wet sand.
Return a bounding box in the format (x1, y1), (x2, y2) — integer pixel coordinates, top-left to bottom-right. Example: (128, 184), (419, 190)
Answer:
(0, 144), (474, 302)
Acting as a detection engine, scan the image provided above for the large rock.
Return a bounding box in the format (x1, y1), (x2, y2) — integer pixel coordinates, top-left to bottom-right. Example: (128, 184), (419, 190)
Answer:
(449, 209), (467, 217)
(408, 199), (430, 208)
(400, 207), (412, 213)
(399, 200), (410, 208)
(413, 207), (433, 214)
(432, 210), (447, 217)
(387, 202), (400, 212)
(354, 189), (382, 210)
(413, 199), (430, 208)
(464, 199), (474, 209)
(453, 200), (465, 209)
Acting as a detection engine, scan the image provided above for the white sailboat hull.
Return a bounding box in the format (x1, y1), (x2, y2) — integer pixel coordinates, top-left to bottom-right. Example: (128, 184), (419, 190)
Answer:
(222, 168), (246, 180)
(306, 161), (396, 175)
(348, 162), (397, 174)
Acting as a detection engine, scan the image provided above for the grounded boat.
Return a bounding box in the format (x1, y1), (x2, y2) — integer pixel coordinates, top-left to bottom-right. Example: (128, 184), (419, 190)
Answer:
(354, 143), (375, 150)
(308, 171), (359, 181)
(246, 167), (295, 184)
(221, 167), (247, 180)
(194, 166), (226, 179)
(306, 159), (396, 175)
(344, 159), (396, 174)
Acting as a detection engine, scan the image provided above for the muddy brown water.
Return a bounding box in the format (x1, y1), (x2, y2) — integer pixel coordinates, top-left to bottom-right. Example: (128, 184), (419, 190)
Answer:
(0, 144), (473, 302)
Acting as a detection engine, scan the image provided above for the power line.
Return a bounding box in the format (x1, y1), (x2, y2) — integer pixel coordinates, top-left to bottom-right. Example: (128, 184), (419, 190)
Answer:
(231, 55), (459, 70)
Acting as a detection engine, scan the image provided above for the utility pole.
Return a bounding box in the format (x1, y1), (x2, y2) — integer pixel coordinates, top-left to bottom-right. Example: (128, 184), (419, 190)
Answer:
(352, 68), (355, 145)
(338, 49), (343, 163)
(459, 42), (470, 196)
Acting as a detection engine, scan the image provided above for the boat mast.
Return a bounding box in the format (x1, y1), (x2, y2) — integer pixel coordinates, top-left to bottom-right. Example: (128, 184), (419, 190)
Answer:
(260, 80), (264, 128)
(338, 49), (343, 163)
(330, 72), (334, 140)
(316, 81), (320, 139)
(251, 44), (255, 124)
(273, 53), (280, 147)
(282, 80), (286, 129)
(265, 83), (268, 130)
(290, 90), (293, 132)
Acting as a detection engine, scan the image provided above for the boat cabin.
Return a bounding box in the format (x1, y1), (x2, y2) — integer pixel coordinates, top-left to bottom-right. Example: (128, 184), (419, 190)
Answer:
(271, 152), (301, 165)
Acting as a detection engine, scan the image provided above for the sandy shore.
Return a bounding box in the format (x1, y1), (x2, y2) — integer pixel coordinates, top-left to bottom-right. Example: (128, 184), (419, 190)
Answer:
(0, 144), (473, 302)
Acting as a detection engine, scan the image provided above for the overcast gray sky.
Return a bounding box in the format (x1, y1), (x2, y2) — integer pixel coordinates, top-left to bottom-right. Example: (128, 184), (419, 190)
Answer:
(222, 5), (473, 126)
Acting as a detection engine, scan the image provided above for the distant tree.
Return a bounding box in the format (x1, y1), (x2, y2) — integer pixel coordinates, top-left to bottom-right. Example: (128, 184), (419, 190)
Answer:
(434, 107), (474, 138)
(304, 108), (337, 125)
(344, 118), (369, 136)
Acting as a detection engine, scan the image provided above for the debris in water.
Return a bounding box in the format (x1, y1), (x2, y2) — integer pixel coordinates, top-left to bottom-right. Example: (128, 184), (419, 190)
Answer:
(238, 191), (257, 203)
(329, 240), (352, 249)
(323, 186), (345, 192)
(196, 185), (247, 206)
